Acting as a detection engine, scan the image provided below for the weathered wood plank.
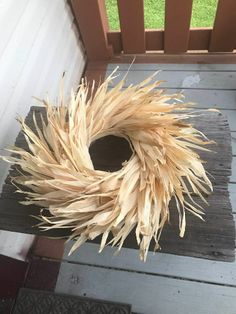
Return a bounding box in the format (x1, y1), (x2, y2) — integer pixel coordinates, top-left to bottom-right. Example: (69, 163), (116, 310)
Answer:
(0, 107), (234, 262)
(105, 69), (236, 90)
(55, 263), (236, 314)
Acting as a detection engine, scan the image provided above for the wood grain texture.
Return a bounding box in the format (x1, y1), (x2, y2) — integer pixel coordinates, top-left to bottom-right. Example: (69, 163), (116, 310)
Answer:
(209, 0), (236, 52)
(0, 106), (234, 262)
(164, 0), (193, 53)
(117, 0), (145, 53)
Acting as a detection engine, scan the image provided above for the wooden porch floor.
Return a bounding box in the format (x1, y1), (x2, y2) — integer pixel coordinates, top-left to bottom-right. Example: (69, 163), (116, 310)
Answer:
(54, 61), (236, 314)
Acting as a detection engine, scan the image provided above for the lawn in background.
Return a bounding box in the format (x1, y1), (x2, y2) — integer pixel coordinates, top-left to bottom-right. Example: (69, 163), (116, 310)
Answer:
(105, 0), (218, 30)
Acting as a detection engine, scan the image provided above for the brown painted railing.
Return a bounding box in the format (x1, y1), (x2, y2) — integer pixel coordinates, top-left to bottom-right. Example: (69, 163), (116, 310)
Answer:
(71, 0), (236, 60)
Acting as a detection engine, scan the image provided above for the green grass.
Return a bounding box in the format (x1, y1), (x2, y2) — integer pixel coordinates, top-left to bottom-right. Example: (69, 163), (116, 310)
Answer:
(105, 0), (218, 30)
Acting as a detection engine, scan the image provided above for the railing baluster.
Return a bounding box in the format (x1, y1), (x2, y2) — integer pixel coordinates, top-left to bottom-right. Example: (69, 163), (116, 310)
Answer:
(164, 0), (193, 53)
(71, 0), (113, 60)
(117, 0), (145, 54)
(209, 0), (236, 52)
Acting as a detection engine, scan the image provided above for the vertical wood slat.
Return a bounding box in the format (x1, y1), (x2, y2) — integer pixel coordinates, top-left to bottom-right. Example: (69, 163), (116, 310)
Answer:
(117, 0), (145, 54)
(209, 0), (236, 52)
(70, 0), (113, 60)
(164, 0), (193, 53)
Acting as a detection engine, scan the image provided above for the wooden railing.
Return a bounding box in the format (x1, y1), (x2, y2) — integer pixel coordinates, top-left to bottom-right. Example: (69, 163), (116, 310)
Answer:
(71, 0), (236, 60)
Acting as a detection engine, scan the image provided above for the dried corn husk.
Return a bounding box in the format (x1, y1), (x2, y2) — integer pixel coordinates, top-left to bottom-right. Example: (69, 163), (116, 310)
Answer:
(2, 70), (213, 261)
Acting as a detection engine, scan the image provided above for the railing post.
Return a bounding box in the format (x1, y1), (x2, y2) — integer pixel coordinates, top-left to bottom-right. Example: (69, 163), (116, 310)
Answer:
(71, 0), (113, 60)
(164, 0), (193, 53)
(117, 0), (145, 54)
(209, 0), (236, 52)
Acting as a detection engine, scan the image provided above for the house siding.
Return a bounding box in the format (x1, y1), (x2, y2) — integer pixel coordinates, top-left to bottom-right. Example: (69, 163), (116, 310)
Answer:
(0, 0), (86, 260)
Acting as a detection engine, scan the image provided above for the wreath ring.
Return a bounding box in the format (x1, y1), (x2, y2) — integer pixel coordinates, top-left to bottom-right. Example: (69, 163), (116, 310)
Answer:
(3, 70), (213, 261)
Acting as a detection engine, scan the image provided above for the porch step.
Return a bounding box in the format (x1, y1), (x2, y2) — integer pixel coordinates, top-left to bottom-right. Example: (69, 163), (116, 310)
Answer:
(13, 288), (132, 314)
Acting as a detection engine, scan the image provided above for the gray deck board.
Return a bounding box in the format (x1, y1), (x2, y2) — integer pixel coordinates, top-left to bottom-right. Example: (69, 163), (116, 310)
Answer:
(63, 242), (236, 286)
(108, 89), (236, 110)
(106, 69), (236, 90)
(229, 184), (236, 213)
(55, 262), (236, 314)
(232, 132), (236, 155)
(172, 89), (236, 110)
(107, 63), (236, 72)
(231, 158), (236, 182)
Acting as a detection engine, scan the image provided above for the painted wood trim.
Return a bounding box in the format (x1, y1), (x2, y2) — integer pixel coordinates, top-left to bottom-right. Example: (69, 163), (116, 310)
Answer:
(145, 29), (164, 51)
(209, 0), (236, 52)
(108, 29), (235, 53)
(188, 28), (211, 50)
(107, 31), (122, 54)
(106, 54), (236, 64)
(117, 0), (145, 53)
(164, 0), (193, 53)
(70, 0), (113, 60)
(32, 237), (65, 260)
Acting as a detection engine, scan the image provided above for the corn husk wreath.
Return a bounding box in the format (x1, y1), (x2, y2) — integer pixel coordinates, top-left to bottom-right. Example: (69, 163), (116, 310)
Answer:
(2, 70), (214, 261)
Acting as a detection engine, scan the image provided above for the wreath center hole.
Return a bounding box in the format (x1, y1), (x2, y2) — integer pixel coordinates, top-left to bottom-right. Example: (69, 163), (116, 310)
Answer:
(89, 135), (133, 172)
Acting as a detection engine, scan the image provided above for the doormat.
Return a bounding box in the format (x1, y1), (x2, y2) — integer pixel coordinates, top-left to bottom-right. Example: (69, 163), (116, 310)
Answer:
(13, 288), (131, 314)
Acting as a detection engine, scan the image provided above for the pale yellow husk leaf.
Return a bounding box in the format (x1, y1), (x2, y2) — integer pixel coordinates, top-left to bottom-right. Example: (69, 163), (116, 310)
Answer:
(2, 71), (213, 261)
